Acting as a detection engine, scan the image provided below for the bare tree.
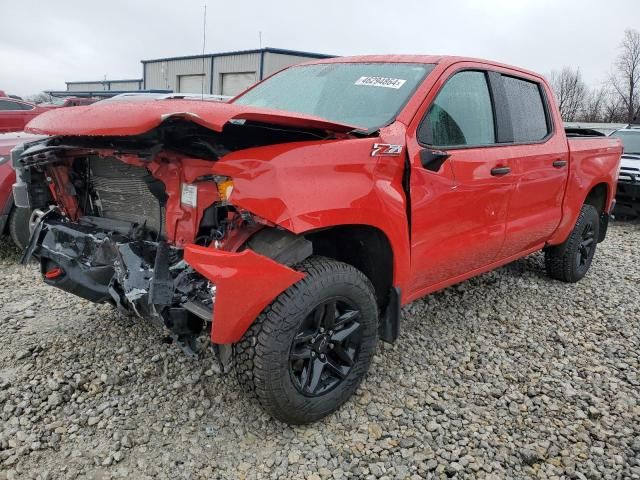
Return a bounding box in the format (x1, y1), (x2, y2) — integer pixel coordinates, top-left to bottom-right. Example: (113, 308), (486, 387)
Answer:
(602, 93), (625, 123)
(549, 67), (588, 121)
(611, 28), (640, 123)
(579, 87), (607, 122)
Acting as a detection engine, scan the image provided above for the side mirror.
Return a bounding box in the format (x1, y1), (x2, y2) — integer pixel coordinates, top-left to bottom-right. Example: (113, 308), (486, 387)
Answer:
(420, 148), (450, 172)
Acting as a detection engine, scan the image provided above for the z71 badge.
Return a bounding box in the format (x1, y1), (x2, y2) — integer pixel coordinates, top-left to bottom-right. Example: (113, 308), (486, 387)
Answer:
(371, 143), (403, 157)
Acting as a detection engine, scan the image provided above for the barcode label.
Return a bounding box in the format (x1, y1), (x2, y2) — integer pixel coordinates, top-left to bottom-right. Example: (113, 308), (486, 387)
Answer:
(354, 76), (407, 89)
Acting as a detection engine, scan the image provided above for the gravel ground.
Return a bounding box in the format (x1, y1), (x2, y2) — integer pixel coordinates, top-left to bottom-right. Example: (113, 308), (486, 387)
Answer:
(0, 222), (638, 480)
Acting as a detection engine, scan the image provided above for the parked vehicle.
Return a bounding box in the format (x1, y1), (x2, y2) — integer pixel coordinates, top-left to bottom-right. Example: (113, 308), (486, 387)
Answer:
(0, 132), (45, 248)
(39, 96), (99, 108)
(610, 125), (640, 218)
(103, 93), (231, 103)
(14, 55), (621, 424)
(0, 90), (22, 100)
(0, 93), (99, 134)
(0, 96), (55, 133)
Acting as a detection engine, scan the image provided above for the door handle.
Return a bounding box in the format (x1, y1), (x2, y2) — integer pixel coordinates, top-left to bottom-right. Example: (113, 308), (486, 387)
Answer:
(490, 166), (511, 176)
(552, 160), (568, 168)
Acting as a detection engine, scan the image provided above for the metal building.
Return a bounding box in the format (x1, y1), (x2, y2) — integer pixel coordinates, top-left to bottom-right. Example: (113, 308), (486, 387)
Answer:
(66, 79), (143, 92)
(142, 48), (333, 96)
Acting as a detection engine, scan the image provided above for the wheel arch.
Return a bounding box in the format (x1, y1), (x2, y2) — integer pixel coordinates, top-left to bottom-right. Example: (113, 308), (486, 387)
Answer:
(583, 182), (609, 213)
(304, 225), (394, 307)
(304, 224), (400, 343)
(583, 182), (611, 243)
(242, 223), (402, 342)
(548, 179), (615, 246)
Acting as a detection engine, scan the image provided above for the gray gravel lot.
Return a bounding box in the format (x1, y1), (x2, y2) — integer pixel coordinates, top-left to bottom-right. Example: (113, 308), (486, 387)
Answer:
(0, 222), (638, 480)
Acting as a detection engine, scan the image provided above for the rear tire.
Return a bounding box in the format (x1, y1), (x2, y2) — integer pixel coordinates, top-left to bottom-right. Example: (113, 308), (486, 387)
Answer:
(545, 204), (600, 283)
(8, 207), (32, 251)
(234, 256), (378, 424)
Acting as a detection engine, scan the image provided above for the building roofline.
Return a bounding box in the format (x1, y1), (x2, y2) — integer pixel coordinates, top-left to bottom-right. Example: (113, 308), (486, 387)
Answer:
(140, 47), (334, 64)
(47, 89), (171, 98)
(65, 79), (142, 85)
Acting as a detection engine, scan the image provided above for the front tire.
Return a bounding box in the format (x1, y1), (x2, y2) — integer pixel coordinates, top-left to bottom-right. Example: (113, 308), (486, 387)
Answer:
(234, 256), (378, 424)
(545, 204), (600, 283)
(9, 207), (32, 251)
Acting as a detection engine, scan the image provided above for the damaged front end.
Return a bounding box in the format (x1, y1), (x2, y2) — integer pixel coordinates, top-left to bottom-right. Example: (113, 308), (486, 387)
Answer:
(11, 118), (316, 367)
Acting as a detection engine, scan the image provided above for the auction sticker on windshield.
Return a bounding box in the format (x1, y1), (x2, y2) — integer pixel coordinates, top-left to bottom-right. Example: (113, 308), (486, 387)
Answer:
(355, 76), (407, 89)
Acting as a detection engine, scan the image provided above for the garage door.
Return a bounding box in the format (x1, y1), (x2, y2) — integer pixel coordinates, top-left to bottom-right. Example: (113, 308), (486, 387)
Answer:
(178, 75), (206, 94)
(221, 72), (257, 96)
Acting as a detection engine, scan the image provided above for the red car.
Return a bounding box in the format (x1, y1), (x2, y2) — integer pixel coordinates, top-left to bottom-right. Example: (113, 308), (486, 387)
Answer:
(0, 96), (55, 133)
(14, 55), (621, 424)
(0, 132), (45, 247)
(0, 94), (97, 134)
(39, 96), (99, 108)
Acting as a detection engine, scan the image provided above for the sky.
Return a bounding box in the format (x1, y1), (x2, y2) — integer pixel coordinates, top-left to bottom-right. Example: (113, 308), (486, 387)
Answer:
(0, 0), (636, 97)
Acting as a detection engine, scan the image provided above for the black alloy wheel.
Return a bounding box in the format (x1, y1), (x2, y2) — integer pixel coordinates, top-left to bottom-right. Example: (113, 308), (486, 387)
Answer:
(289, 298), (363, 396)
(576, 222), (596, 270)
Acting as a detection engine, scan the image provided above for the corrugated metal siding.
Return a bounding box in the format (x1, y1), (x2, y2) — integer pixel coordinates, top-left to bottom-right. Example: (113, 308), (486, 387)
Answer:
(262, 52), (317, 77)
(109, 80), (141, 91)
(145, 57), (212, 92)
(142, 50), (329, 93)
(66, 80), (142, 92)
(211, 53), (260, 94)
(67, 82), (108, 92)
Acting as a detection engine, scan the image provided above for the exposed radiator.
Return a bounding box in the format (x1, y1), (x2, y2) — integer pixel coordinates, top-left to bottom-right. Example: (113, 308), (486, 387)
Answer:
(89, 157), (164, 235)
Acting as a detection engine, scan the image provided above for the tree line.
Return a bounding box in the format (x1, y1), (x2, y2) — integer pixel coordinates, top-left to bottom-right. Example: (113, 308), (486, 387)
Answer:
(549, 28), (640, 124)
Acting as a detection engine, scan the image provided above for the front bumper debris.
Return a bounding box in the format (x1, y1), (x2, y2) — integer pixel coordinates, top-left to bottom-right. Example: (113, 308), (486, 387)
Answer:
(26, 213), (305, 349)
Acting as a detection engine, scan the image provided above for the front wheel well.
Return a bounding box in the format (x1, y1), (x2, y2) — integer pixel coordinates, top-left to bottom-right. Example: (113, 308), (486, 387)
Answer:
(304, 225), (394, 310)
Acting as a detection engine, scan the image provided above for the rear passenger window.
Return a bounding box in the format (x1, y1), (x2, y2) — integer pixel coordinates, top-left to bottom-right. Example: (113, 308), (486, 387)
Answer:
(502, 76), (549, 142)
(0, 100), (23, 111)
(420, 71), (495, 147)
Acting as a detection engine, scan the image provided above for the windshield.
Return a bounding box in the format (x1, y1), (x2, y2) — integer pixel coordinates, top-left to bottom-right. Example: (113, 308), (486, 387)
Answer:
(41, 97), (66, 106)
(611, 130), (640, 155)
(233, 63), (434, 131)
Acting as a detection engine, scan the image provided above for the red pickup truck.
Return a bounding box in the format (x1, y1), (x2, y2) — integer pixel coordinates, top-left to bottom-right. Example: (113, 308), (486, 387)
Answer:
(13, 55), (621, 424)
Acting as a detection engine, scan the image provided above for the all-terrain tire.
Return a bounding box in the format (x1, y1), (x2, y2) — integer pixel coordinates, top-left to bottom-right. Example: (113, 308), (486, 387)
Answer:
(545, 204), (600, 283)
(9, 207), (32, 251)
(234, 256), (378, 424)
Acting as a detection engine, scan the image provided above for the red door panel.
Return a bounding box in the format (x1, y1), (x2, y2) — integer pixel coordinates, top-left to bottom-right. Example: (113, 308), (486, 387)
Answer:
(407, 146), (514, 297)
(494, 77), (569, 259)
(497, 142), (568, 259)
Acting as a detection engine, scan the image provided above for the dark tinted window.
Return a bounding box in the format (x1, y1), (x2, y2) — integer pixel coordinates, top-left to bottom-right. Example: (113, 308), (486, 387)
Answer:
(502, 76), (549, 142)
(0, 100), (24, 111)
(421, 71), (495, 147)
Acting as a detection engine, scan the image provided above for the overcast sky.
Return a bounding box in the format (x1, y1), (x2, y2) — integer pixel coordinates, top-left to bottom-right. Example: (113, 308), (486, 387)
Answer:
(0, 0), (636, 97)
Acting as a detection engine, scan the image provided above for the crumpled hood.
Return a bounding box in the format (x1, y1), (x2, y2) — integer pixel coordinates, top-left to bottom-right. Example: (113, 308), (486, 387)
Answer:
(25, 99), (359, 137)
